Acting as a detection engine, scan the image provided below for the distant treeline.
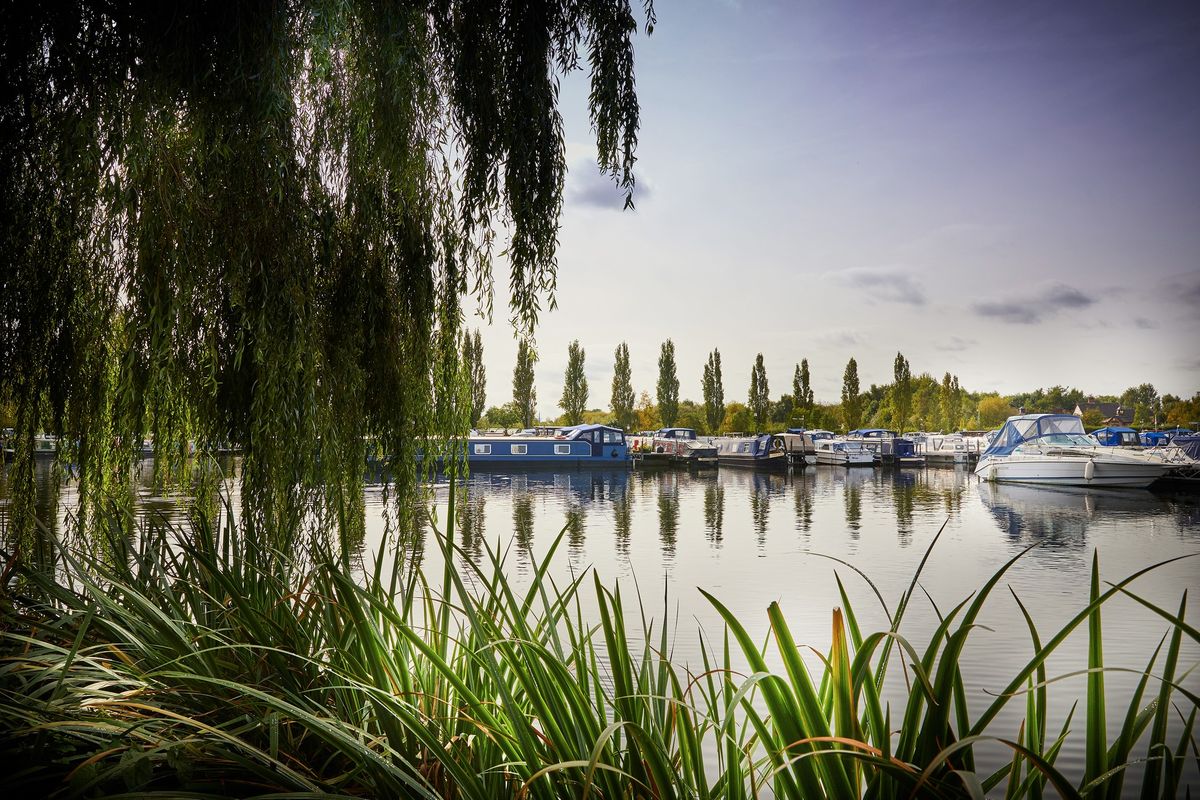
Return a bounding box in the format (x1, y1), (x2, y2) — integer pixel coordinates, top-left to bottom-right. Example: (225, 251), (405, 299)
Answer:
(461, 335), (1200, 434)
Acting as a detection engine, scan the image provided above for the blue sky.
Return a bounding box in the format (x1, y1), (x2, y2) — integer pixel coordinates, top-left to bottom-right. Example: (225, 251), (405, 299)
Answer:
(469, 1), (1200, 414)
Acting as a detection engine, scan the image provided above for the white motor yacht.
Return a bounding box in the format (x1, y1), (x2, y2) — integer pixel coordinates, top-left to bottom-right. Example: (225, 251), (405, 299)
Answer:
(815, 438), (876, 467)
(974, 414), (1170, 488)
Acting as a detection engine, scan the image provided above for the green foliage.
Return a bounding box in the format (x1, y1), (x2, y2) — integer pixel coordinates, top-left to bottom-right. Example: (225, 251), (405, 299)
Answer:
(702, 348), (724, 433)
(464, 330), (487, 426)
(656, 339), (679, 428)
(676, 399), (708, 433)
(513, 339), (538, 429)
(978, 394), (1015, 428)
(1164, 392), (1200, 427)
(635, 390), (661, 431)
(794, 359), (814, 414)
(0, 2), (649, 542)
(891, 352), (913, 432)
(480, 402), (520, 429)
(610, 341), (635, 431)
(3, 508), (1194, 798)
(748, 353), (770, 431)
(841, 357), (863, 430)
(558, 340), (588, 425)
(721, 401), (752, 433)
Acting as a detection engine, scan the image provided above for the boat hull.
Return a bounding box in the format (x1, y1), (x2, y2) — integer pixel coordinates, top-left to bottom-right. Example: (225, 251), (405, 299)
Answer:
(975, 455), (1167, 488)
(716, 453), (789, 470)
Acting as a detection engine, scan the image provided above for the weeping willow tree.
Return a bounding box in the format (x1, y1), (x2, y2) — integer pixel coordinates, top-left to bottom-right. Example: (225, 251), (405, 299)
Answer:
(0, 1), (651, 543)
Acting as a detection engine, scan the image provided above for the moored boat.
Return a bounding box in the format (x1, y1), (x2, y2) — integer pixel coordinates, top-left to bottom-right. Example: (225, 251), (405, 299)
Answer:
(466, 424), (629, 468)
(642, 427), (718, 467)
(975, 414), (1169, 488)
(814, 438), (875, 467)
(714, 434), (789, 470)
(847, 429), (925, 467)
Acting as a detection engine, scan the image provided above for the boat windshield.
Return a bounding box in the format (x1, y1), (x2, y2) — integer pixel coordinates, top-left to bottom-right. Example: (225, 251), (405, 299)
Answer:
(1034, 433), (1098, 447)
(982, 415), (1090, 457)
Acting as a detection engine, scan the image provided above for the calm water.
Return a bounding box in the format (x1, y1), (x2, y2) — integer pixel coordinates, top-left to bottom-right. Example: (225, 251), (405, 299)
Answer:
(5, 460), (1199, 790)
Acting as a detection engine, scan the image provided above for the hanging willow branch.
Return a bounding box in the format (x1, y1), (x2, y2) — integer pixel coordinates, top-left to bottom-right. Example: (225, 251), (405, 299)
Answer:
(0, 0), (651, 543)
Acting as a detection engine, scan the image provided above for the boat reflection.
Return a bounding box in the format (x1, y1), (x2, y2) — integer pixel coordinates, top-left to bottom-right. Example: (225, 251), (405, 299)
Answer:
(979, 481), (1167, 546)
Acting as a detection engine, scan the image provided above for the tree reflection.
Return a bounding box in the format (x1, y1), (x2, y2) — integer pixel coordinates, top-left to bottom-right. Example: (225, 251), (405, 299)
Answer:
(844, 477), (861, 537)
(703, 482), (724, 545)
(750, 479), (770, 545)
(456, 484), (485, 563)
(612, 478), (633, 556)
(565, 502), (586, 554)
(657, 474), (679, 558)
(892, 472), (915, 546)
(513, 492), (534, 567)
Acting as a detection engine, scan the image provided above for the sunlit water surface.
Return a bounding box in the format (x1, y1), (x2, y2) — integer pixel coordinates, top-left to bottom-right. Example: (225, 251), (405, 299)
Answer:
(5, 461), (1199, 791)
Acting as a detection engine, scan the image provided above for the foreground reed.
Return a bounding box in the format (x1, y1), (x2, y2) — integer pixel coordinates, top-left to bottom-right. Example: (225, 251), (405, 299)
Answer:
(0, 492), (1196, 798)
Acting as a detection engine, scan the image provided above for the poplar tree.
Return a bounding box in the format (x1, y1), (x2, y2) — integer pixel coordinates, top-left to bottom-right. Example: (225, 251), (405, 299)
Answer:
(794, 359), (814, 419)
(703, 348), (725, 433)
(0, 3), (651, 539)
(749, 354), (770, 431)
(842, 357), (863, 430)
(513, 340), (538, 429)
(465, 330), (487, 427)
(610, 342), (635, 430)
(559, 340), (588, 425)
(892, 351), (913, 432)
(656, 339), (680, 428)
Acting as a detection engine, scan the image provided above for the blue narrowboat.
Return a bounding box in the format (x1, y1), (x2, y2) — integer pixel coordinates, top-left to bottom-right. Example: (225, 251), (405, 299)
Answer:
(466, 424), (629, 468)
(714, 434), (789, 470)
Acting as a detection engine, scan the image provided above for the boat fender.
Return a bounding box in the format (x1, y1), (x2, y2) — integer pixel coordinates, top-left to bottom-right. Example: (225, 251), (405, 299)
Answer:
(1084, 459), (1095, 482)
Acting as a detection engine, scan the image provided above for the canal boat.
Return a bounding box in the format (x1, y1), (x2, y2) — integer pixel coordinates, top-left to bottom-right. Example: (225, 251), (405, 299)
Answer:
(847, 429), (926, 467)
(920, 433), (976, 466)
(714, 434), (789, 470)
(647, 427), (718, 467)
(775, 428), (814, 467)
(466, 424), (629, 468)
(974, 414), (1170, 488)
(814, 438), (875, 466)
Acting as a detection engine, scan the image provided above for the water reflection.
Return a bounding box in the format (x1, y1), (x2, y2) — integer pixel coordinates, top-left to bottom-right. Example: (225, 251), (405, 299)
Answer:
(892, 472), (915, 545)
(703, 481), (725, 545)
(793, 471), (814, 535)
(842, 470), (864, 536)
(512, 490), (534, 568)
(978, 482), (1171, 547)
(657, 473), (679, 558)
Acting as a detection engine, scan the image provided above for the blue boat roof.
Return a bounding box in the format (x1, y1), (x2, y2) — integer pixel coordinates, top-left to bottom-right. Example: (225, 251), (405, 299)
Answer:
(982, 414), (1087, 457)
(1091, 426), (1136, 435)
(656, 427), (697, 436)
(849, 428), (897, 436)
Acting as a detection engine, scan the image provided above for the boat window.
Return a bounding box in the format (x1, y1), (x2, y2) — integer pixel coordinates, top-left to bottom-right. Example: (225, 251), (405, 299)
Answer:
(511, 444), (528, 455)
(603, 430), (624, 445)
(554, 443), (571, 455)
(473, 444), (491, 455)
(740, 442), (750, 453)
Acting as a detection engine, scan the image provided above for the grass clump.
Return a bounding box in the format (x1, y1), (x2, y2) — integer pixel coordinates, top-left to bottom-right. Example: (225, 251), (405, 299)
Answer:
(1, 492), (1196, 798)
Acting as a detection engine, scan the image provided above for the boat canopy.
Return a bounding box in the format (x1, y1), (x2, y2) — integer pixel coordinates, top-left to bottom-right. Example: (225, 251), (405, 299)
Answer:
(1172, 435), (1200, 461)
(558, 424), (626, 442)
(848, 429), (897, 438)
(982, 414), (1087, 457)
(656, 428), (697, 439)
(715, 435), (773, 456)
(1091, 426), (1140, 447)
(785, 427), (806, 434)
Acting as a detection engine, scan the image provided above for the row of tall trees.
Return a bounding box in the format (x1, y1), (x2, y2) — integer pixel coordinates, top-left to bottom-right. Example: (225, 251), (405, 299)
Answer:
(478, 338), (1196, 435)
